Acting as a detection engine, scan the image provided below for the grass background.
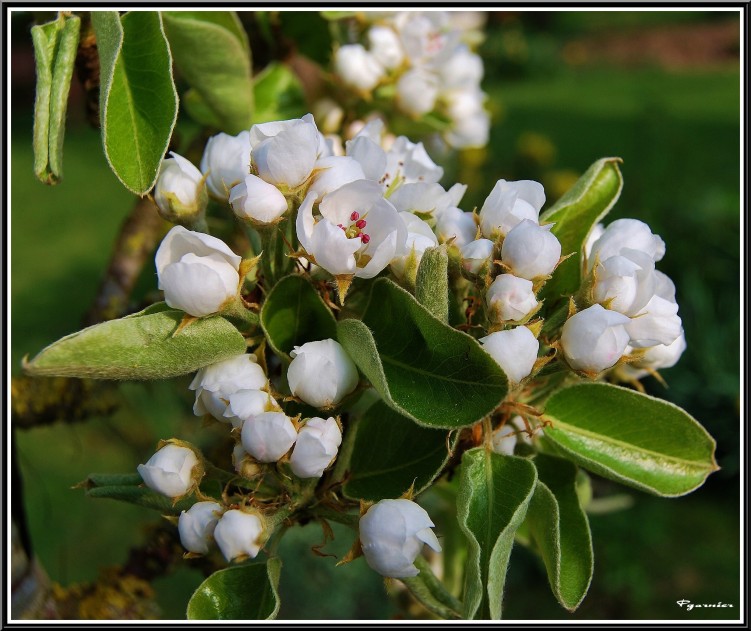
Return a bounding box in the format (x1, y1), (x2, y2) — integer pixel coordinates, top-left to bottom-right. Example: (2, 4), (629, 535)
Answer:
(9, 10), (741, 621)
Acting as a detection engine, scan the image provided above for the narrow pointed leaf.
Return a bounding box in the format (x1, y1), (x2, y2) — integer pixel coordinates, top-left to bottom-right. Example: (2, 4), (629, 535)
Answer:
(260, 275), (337, 359)
(162, 11), (253, 133)
(415, 246), (449, 323)
(337, 278), (507, 429)
(525, 454), (593, 611)
(343, 400), (454, 501)
(539, 158), (623, 302)
(23, 304), (246, 380)
(542, 382), (718, 497)
(187, 559), (282, 620)
(92, 11), (178, 194)
(457, 449), (537, 619)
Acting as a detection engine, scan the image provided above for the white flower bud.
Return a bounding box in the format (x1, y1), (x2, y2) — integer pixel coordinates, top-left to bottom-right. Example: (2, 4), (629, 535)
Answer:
(335, 44), (385, 92)
(491, 417), (528, 456)
(190, 354), (268, 421)
(501, 219), (562, 280)
(626, 295), (682, 348)
(178, 501), (223, 554)
(486, 274), (539, 322)
(224, 389), (280, 428)
(229, 175), (288, 225)
(435, 206), (476, 247)
(368, 26), (404, 69)
(154, 153), (208, 225)
(479, 180), (545, 239)
(289, 417), (342, 479)
(622, 331), (687, 379)
(592, 250), (656, 316)
(396, 68), (439, 117)
(560, 304), (631, 373)
(213, 509), (265, 562)
(460, 238), (494, 275)
(481, 326), (539, 384)
(250, 114), (322, 188)
(390, 212), (438, 281)
(359, 499), (441, 578)
(138, 443), (200, 499)
(583, 223), (605, 261)
(287, 340), (359, 408)
(200, 131), (251, 200)
(241, 411), (298, 463)
(155, 226), (241, 317)
(308, 156), (366, 202)
(588, 218), (666, 270)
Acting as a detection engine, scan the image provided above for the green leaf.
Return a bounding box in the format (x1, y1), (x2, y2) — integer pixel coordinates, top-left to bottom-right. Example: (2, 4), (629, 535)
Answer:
(525, 454), (593, 611)
(542, 382), (718, 497)
(252, 62), (306, 124)
(457, 449), (537, 619)
(32, 14), (81, 185)
(539, 158), (623, 302)
(260, 275), (336, 359)
(162, 11), (253, 134)
(187, 559), (282, 620)
(23, 304), (247, 380)
(85, 484), (194, 514)
(343, 400), (454, 501)
(92, 11), (178, 195)
(415, 246), (449, 323)
(337, 278), (507, 429)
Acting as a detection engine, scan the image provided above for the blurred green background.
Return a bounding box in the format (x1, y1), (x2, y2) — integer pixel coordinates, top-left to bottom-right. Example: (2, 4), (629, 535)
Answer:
(10, 10), (741, 621)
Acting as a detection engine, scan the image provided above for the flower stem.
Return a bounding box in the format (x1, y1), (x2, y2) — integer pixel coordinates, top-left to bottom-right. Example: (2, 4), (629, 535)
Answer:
(401, 570), (462, 620)
(413, 555), (463, 614)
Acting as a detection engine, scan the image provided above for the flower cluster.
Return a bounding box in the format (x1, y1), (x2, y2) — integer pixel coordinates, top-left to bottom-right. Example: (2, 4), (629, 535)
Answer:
(332, 11), (490, 148)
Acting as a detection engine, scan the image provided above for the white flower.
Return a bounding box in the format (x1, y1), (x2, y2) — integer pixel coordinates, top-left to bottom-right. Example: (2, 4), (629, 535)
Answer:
(200, 131), (251, 200)
(190, 354), (268, 421)
(287, 339), (359, 408)
(289, 417), (342, 479)
(396, 68), (439, 117)
(624, 270), (682, 348)
(154, 152), (208, 223)
(228, 175), (288, 225)
(224, 389), (280, 428)
(359, 498), (442, 578)
(444, 107), (490, 149)
(389, 182), (453, 217)
(249, 114), (323, 188)
(621, 331), (687, 378)
(178, 501), (223, 554)
(491, 417), (529, 456)
(296, 181), (407, 279)
(383, 135), (444, 187)
(335, 44), (385, 92)
(591, 249), (657, 316)
(587, 218), (666, 271)
(368, 26), (404, 69)
(155, 226), (241, 317)
(396, 12), (454, 65)
(479, 180), (545, 239)
(486, 274), (539, 322)
(435, 206), (476, 247)
(560, 304), (631, 373)
(308, 156), (366, 202)
(438, 45), (484, 90)
(460, 238), (494, 275)
(213, 509), (265, 562)
(390, 212), (438, 281)
(481, 326), (539, 383)
(138, 443), (200, 499)
(241, 411), (298, 462)
(346, 133), (388, 182)
(583, 223), (605, 261)
(501, 219), (562, 280)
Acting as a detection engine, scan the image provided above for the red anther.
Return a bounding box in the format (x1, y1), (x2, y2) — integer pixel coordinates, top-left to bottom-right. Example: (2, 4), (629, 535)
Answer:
(337, 224), (345, 230)
(361, 233), (371, 244)
(350, 211), (360, 221)
(355, 219), (367, 229)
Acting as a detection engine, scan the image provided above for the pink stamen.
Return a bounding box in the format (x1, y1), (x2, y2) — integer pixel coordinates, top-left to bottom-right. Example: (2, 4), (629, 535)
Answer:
(350, 211), (360, 221)
(361, 233), (371, 244)
(337, 224), (345, 230)
(355, 219), (367, 229)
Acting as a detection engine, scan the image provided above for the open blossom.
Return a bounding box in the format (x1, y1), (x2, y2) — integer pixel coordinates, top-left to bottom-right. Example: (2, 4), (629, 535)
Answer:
(155, 226), (241, 318)
(154, 152), (208, 224)
(390, 212), (438, 281)
(287, 339), (359, 409)
(138, 443), (201, 499)
(308, 156), (366, 202)
(359, 498), (442, 578)
(190, 354), (268, 421)
(178, 501), (223, 555)
(501, 220), (561, 280)
(486, 274), (539, 322)
(249, 114), (324, 188)
(289, 417), (342, 478)
(241, 411), (297, 463)
(200, 131), (251, 200)
(213, 509), (265, 562)
(296, 180), (407, 279)
(334, 44), (384, 92)
(481, 326), (539, 384)
(479, 180), (545, 239)
(561, 304), (631, 373)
